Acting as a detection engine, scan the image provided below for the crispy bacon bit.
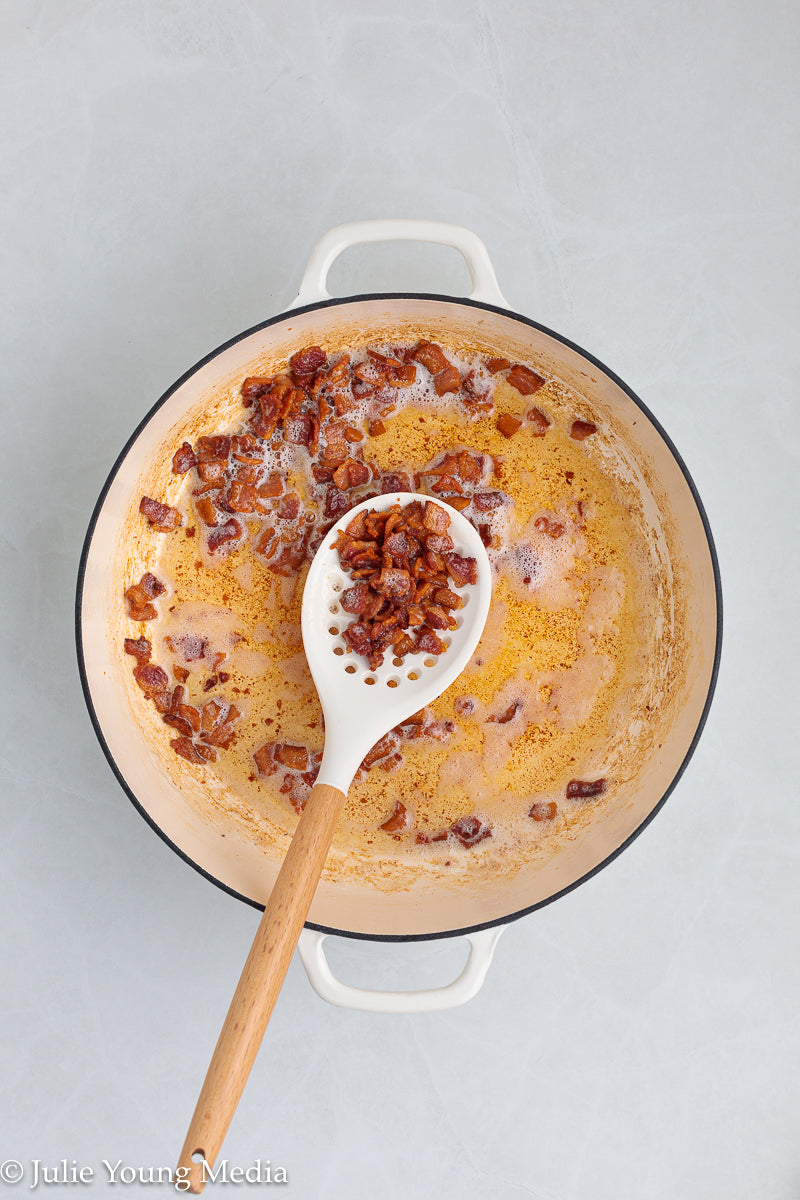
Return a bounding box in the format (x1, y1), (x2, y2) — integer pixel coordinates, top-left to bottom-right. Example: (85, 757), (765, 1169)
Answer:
(506, 364), (546, 395)
(207, 517), (242, 554)
(172, 664), (190, 683)
(566, 778), (607, 799)
(454, 696), (475, 717)
(170, 736), (206, 764)
(201, 704), (241, 749)
(332, 459), (371, 490)
(125, 573), (166, 621)
(526, 406), (551, 435)
(417, 815), (492, 847)
(195, 743), (218, 763)
(133, 663), (170, 697)
(361, 733), (398, 770)
(277, 493), (300, 520)
(255, 525), (277, 558)
(253, 742), (277, 776)
(529, 802), (557, 821)
(534, 515), (565, 539)
(380, 801), (410, 833)
(450, 815), (492, 847)
(196, 435), (231, 462)
(258, 472), (284, 498)
(172, 442), (196, 474)
(275, 743), (310, 771)
(194, 496), (219, 527)
(412, 340), (450, 375)
(472, 491), (508, 512)
(290, 345), (327, 376)
(496, 414), (523, 439)
(325, 485), (350, 519)
(139, 496), (182, 532)
(124, 637), (151, 662)
(486, 356), (511, 374)
(570, 419), (598, 441)
(369, 419), (386, 437)
(433, 363), (461, 395)
(444, 552), (477, 587)
(488, 698), (522, 724)
(380, 472), (413, 494)
(166, 633), (208, 661)
(228, 481), (258, 513)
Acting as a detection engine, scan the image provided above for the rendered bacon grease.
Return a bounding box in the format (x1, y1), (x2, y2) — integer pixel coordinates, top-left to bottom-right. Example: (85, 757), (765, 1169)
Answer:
(123, 336), (631, 855)
(333, 499), (477, 671)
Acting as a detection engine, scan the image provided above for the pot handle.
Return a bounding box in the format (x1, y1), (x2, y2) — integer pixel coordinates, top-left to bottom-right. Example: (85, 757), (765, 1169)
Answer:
(296, 925), (504, 1012)
(287, 219), (510, 310)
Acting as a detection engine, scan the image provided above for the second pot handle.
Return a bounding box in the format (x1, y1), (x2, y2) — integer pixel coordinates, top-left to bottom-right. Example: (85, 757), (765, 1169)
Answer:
(297, 925), (504, 1013)
(288, 219), (510, 310)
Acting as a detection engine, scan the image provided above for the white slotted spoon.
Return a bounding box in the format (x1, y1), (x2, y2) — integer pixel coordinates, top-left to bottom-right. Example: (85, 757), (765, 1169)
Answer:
(177, 493), (492, 1193)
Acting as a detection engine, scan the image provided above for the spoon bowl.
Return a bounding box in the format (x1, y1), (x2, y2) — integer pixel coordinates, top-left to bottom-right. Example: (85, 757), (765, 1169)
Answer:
(302, 491), (493, 791)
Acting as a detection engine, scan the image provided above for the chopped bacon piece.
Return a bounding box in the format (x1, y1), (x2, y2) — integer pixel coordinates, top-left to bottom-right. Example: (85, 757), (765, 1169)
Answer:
(274, 743), (310, 770)
(196, 435), (231, 462)
(195, 743), (218, 763)
(202, 705), (241, 749)
(277, 493), (300, 520)
(472, 491), (508, 512)
(412, 341), (450, 375)
(375, 567), (413, 600)
(486, 357), (510, 374)
(133, 663), (170, 697)
(253, 742), (278, 776)
(506, 364), (545, 395)
(416, 627), (445, 655)
(290, 345), (326, 376)
(454, 696), (475, 717)
(433, 364), (460, 395)
(526, 406), (551, 435)
(194, 496), (219, 527)
(534, 515), (565, 539)
(423, 500), (449, 535)
(258, 472), (285, 498)
(172, 664), (190, 683)
(255, 525), (277, 558)
(139, 496), (182, 532)
(207, 518), (242, 554)
(529, 802), (557, 821)
(570, 419), (598, 440)
(565, 778), (607, 799)
(241, 376), (273, 401)
(450, 815), (492, 847)
(332, 459), (371, 490)
(488, 698), (522, 724)
(386, 362), (417, 388)
(380, 801), (410, 832)
(124, 637), (151, 662)
(444, 552), (477, 586)
(125, 573), (165, 621)
(170, 737), (206, 764)
(172, 442), (196, 473)
(285, 414), (313, 446)
(196, 460), (227, 485)
(228, 481), (258, 513)
(380, 472), (413, 494)
(496, 414), (523, 439)
(165, 633), (208, 661)
(369, 419), (386, 437)
(362, 733), (398, 770)
(162, 712), (195, 738)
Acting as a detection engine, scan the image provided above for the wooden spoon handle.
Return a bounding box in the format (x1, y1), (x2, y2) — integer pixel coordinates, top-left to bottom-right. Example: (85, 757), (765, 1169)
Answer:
(175, 781), (347, 1193)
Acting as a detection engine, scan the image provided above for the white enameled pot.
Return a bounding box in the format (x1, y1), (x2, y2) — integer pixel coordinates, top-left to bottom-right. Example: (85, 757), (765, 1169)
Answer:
(76, 220), (721, 1012)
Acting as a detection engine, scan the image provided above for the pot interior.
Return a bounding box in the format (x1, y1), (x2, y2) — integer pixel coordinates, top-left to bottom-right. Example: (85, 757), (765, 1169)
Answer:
(79, 296), (719, 938)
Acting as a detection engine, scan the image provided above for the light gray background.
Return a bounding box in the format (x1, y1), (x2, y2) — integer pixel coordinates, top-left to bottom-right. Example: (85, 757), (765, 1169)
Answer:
(2, 2), (797, 1197)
